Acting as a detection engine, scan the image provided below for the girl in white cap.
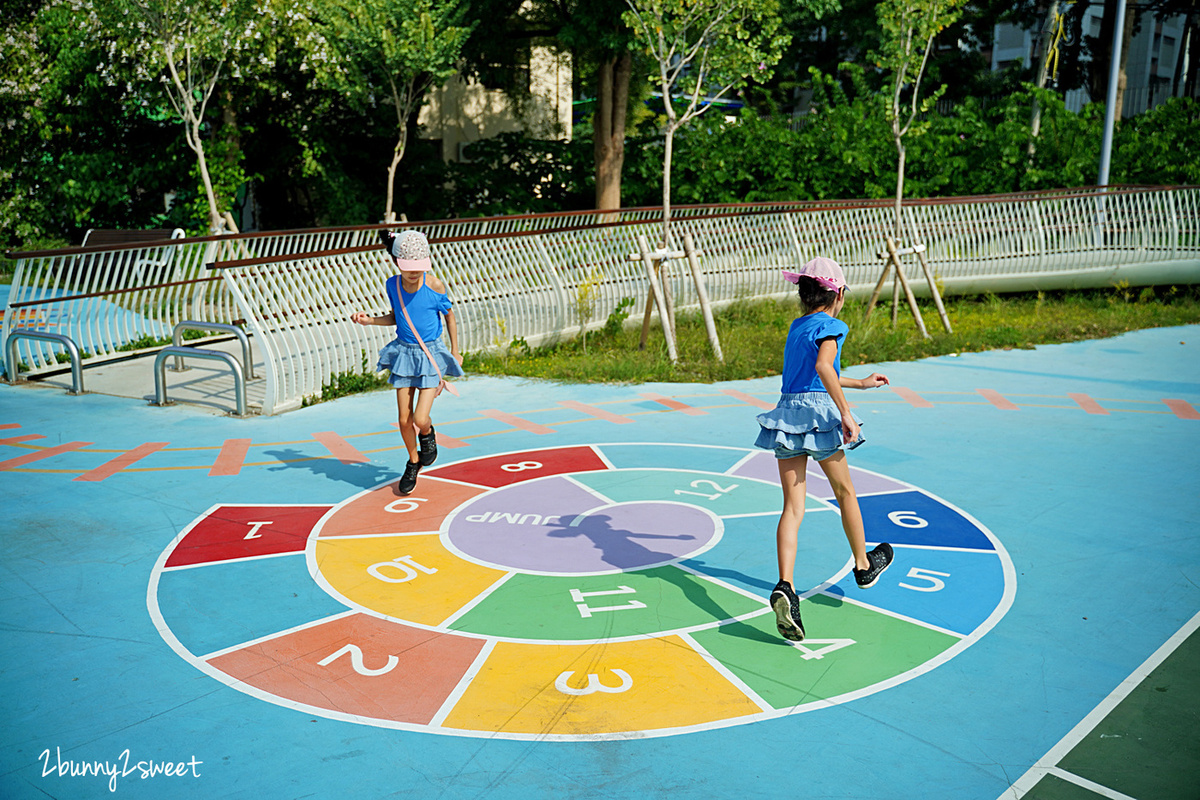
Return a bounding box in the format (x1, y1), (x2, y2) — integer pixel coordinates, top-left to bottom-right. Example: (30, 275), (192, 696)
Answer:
(352, 229), (464, 495)
(754, 256), (893, 642)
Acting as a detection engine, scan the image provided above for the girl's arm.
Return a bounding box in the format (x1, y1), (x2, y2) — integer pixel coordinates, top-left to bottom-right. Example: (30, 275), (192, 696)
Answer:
(814, 338), (860, 444)
(351, 311), (395, 326)
(840, 371), (889, 389)
(443, 308), (461, 364)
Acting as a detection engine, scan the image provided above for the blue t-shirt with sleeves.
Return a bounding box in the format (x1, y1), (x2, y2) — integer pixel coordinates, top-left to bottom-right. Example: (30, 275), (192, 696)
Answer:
(385, 277), (452, 344)
(779, 312), (849, 393)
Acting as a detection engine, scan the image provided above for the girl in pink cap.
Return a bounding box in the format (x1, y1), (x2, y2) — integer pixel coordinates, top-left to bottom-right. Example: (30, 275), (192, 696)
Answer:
(352, 229), (464, 495)
(754, 256), (893, 642)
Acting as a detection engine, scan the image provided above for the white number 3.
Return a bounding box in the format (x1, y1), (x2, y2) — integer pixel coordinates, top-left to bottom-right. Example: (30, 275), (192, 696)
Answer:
(899, 567), (951, 592)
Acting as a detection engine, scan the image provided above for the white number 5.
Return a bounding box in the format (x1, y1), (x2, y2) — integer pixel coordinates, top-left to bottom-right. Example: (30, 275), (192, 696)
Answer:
(899, 567), (950, 592)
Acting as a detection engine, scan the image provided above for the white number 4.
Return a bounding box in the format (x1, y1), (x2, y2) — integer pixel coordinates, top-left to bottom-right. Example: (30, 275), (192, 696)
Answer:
(899, 567), (950, 592)
(791, 639), (855, 660)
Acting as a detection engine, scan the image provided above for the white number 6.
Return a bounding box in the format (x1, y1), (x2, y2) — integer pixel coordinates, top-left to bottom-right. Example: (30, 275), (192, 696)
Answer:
(887, 510), (928, 528)
(899, 567), (950, 592)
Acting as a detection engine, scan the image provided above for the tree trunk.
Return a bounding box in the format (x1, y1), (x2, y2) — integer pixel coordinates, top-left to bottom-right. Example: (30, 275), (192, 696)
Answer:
(1029, 0), (1060, 161)
(594, 52), (632, 211)
(893, 138), (906, 241)
(385, 128), (407, 224)
(662, 123), (676, 249)
(192, 137), (223, 234)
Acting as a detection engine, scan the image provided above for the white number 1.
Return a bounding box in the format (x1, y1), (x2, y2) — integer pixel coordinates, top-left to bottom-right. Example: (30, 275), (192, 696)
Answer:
(899, 567), (950, 592)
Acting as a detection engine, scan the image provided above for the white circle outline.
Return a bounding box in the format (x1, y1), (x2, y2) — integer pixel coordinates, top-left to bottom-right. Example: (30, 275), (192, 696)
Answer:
(146, 443), (1016, 742)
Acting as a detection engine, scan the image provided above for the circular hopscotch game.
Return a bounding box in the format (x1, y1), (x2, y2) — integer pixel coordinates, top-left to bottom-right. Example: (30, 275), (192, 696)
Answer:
(149, 443), (1015, 740)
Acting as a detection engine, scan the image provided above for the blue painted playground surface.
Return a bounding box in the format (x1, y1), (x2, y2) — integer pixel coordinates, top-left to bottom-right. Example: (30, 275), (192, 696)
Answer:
(1, 325), (1198, 799)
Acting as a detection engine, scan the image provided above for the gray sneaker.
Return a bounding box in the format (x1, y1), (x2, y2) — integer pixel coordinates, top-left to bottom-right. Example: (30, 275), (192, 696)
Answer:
(853, 543), (894, 588)
(769, 580), (805, 641)
(418, 426), (438, 467)
(397, 460), (421, 495)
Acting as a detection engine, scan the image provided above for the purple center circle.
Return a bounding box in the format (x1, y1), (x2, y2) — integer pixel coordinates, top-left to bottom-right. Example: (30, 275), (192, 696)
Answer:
(444, 477), (720, 574)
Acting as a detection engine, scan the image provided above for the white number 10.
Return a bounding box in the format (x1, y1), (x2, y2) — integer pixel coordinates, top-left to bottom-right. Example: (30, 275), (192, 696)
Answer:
(899, 567), (951, 592)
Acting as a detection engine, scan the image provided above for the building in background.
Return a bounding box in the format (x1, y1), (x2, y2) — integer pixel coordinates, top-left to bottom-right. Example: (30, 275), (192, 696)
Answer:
(992, 5), (1195, 116)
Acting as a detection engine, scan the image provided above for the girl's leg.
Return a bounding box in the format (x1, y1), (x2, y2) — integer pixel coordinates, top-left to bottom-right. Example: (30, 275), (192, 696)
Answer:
(816, 451), (869, 570)
(775, 454), (809, 586)
(411, 388), (438, 436)
(395, 388), (419, 463)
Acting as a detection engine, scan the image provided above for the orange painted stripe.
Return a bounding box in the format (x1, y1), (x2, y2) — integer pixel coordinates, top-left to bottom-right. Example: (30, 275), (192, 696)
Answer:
(978, 389), (1020, 410)
(74, 442), (168, 482)
(558, 400), (634, 424)
(434, 430), (470, 448)
(313, 431), (369, 464)
(891, 386), (934, 408)
(1164, 399), (1200, 420)
(1068, 393), (1109, 415)
(640, 393), (707, 416)
(389, 423), (470, 448)
(719, 388), (774, 410)
(479, 409), (555, 434)
(0, 441), (92, 471)
(0, 434), (45, 446)
(0, 423), (20, 430)
(210, 438), (253, 476)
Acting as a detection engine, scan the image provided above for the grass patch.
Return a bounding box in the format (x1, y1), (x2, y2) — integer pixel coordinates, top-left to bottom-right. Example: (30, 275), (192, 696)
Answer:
(302, 352), (391, 407)
(462, 285), (1200, 383)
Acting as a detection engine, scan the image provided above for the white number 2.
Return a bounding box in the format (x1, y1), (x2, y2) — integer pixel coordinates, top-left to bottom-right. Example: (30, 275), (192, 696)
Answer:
(899, 567), (950, 592)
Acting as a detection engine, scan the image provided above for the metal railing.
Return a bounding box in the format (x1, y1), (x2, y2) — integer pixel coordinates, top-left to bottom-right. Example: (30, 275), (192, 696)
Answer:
(4, 186), (1198, 414)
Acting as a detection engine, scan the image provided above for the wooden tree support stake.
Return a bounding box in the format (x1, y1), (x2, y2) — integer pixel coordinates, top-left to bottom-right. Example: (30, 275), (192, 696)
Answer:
(632, 235), (679, 362)
(683, 232), (723, 362)
(866, 238), (929, 339)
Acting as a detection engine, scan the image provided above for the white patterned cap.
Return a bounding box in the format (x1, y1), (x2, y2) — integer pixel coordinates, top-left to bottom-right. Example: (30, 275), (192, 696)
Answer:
(390, 230), (431, 272)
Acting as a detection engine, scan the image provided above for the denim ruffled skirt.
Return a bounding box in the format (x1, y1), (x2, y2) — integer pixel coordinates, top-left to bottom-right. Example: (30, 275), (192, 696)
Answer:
(754, 391), (865, 455)
(376, 337), (465, 389)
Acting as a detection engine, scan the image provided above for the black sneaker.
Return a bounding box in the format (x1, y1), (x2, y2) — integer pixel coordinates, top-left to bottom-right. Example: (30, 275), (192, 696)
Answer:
(854, 543), (895, 588)
(418, 426), (438, 467)
(397, 460), (421, 495)
(769, 580), (805, 642)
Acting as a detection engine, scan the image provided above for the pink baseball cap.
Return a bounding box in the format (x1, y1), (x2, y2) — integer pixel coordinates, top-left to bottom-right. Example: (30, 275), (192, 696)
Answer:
(390, 230), (432, 272)
(781, 257), (846, 292)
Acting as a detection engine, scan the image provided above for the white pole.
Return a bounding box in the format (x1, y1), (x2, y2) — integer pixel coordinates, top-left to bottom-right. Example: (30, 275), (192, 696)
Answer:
(1097, 0), (1128, 188)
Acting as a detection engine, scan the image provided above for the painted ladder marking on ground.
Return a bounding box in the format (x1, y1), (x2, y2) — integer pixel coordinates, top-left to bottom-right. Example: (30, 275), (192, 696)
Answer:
(719, 388), (774, 410)
(211, 438), (253, 477)
(313, 431), (370, 464)
(891, 386), (935, 408)
(0, 434), (45, 446)
(640, 393), (707, 416)
(557, 400), (634, 424)
(0, 441), (93, 471)
(74, 442), (169, 482)
(1068, 393), (1109, 415)
(978, 389), (1020, 410)
(478, 409), (555, 434)
(1163, 398), (1200, 420)
(999, 609), (1200, 800)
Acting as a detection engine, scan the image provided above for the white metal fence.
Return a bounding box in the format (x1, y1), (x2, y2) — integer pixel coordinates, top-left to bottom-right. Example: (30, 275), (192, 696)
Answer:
(4, 186), (1199, 414)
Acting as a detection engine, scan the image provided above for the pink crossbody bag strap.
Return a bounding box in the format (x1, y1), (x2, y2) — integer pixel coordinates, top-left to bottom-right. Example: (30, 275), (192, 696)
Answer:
(394, 276), (458, 397)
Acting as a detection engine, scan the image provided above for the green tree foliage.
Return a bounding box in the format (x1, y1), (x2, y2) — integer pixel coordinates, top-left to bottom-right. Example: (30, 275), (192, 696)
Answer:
(307, 0), (473, 223)
(873, 0), (966, 239)
(622, 0), (793, 245)
(0, 0), (191, 249)
(91, 0), (261, 233)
